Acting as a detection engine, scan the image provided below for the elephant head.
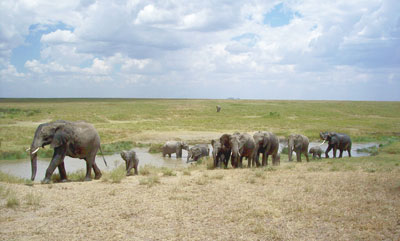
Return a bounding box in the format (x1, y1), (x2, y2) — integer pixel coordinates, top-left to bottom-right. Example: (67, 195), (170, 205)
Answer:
(253, 131), (269, 150)
(319, 132), (338, 145)
(29, 121), (68, 181)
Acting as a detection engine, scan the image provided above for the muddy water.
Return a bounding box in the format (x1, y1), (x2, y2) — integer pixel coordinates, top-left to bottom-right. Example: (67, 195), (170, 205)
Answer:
(0, 143), (378, 180)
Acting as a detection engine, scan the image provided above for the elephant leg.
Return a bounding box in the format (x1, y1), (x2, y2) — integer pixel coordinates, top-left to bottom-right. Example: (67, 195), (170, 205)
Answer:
(254, 153), (261, 167)
(304, 152), (310, 162)
(126, 159), (134, 176)
(57, 161), (68, 182)
(339, 149), (343, 158)
(333, 146), (337, 158)
(262, 154), (268, 166)
(91, 161), (102, 179)
(325, 145), (332, 158)
(296, 150), (301, 162)
(348, 149), (352, 157)
(168, 154), (171, 158)
(84, 155), (96, 181)
(44, 147), (66, 184)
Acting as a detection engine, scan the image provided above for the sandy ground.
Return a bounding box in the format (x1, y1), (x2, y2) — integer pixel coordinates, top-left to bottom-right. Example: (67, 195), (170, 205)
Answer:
(1, 164), (399, 241)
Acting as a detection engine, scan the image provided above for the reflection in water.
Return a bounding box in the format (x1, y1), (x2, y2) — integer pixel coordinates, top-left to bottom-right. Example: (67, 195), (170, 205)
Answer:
(0, 143), (378, 180)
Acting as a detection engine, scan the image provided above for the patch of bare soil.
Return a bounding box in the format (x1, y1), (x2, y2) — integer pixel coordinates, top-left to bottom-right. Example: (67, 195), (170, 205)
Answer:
(1, 168), (400, 240)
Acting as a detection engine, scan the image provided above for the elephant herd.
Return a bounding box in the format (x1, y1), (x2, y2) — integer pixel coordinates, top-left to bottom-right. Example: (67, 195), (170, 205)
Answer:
(27, 120), (352, 183)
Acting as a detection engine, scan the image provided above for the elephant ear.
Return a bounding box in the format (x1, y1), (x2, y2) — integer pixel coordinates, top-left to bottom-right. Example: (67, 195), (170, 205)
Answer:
(50, 130), (67, 148)
(262, 134), (269, 148)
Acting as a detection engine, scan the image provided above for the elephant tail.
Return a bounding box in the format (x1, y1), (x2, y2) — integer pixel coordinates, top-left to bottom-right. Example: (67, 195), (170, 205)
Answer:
(99, 146), (108, 167)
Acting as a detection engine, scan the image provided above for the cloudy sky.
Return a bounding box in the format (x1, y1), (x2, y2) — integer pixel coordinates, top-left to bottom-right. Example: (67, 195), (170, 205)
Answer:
(1, 0), (399, 100)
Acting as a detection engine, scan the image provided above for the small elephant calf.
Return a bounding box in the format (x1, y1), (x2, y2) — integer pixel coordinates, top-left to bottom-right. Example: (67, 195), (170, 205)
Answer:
(309, 146), (323, 159)
(120, 149), (139, 176)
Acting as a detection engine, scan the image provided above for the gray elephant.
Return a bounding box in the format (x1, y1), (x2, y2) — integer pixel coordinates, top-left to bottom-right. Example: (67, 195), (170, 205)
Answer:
(216, 105), (221, 112)
(162, 141), (189, 158)
(220, 132), (255, 168)
(309, 146), (323, 159)
(253, 131), (280, 166)
(320, 132), (352, 158)
(187, 144), (210, 163)
(288, 134), (310, 162)
(211, 139), (225, 168)
(120, 149), (139, 176)
(28, 120), (107, 184)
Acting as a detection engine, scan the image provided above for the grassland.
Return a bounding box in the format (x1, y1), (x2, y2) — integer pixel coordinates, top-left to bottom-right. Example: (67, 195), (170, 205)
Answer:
(1, 98), (400, 159)
(0, 99), (400, 240)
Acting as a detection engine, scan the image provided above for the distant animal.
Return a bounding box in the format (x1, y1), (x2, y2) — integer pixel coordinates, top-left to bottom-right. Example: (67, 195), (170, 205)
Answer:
(216, 105), (221, 112)
(187, 144), (210, 163)
(320, 132), (352, 158)
(287, 134), (310, 162)
(162, 141), (189, 158)
(309, 146), (323, 159)
(120, 149), (139, 176)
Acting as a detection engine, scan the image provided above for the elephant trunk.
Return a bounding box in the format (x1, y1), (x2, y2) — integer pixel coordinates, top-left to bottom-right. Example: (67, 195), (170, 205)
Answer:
(30, 144), (39, 181)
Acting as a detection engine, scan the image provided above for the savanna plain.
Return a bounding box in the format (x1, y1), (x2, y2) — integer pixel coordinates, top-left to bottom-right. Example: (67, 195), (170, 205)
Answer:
(0, 99), (400, 240)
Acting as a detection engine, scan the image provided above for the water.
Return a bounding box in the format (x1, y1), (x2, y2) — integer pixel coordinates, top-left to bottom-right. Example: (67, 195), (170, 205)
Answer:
(0, 143), (378, 180)
(0, 148), (190, 180)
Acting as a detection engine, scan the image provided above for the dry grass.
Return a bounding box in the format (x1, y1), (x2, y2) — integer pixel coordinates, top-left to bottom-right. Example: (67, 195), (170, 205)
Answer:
(0, 157), (399, 240)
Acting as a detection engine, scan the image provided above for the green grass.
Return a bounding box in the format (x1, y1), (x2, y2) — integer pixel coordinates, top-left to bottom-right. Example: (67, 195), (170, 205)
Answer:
(1, 99), (400, 161)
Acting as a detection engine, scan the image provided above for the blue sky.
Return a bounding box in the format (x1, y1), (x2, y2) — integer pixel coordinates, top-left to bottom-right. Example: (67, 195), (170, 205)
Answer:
(0, 0), (399, 100)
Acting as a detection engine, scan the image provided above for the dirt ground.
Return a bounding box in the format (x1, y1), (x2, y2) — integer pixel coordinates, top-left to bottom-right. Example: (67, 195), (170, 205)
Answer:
(1, 164), (399, 241)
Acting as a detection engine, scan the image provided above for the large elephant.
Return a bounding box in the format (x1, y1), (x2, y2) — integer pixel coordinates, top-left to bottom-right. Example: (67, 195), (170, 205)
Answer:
(220, 132), (255, 168)
(253, 131), (280, 166)
(162, 141), (189, 158)
(28, 120), (107, 183)
(187, 144), (209, 163)
(211, 139), (225, 168)
(320, 132), (352, 158)
(121, 149), (139, 176)
(288, 134), (310, 162)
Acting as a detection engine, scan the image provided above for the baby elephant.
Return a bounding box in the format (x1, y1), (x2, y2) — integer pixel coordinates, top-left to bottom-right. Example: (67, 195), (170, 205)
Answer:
(187, 144), (210, 163)
(120, 149), (139, 176)
(309, 146), (323, 159)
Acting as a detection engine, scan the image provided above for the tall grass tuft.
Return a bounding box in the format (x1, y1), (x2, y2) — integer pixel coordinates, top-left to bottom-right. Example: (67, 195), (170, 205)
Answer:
(139, 175), (160, 187)
(102, 165), (126, 183)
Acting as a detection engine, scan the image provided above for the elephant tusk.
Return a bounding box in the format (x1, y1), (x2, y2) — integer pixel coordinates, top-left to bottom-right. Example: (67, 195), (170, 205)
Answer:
(26, 148), (31, 152)
(31, 147), (40, 154)
(319, 140), (326, 146)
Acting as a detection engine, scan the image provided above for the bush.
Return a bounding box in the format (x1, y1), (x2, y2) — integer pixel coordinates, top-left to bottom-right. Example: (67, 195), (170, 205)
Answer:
(102, 141), (134, 155)
(148, 143), (163, 153)
(161, 168), (176, 177)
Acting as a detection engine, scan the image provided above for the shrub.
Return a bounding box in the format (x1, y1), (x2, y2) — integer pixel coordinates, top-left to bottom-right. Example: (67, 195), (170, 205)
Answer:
(148, 143), (163, 153)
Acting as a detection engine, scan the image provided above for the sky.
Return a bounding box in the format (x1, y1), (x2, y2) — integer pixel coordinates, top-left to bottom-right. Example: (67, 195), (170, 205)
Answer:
(0, 0), (399, 100)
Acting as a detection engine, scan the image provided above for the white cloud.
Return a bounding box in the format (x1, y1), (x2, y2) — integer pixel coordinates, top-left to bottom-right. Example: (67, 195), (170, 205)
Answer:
(41, 30), (77, 43)
(0, 0), (399, 100)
